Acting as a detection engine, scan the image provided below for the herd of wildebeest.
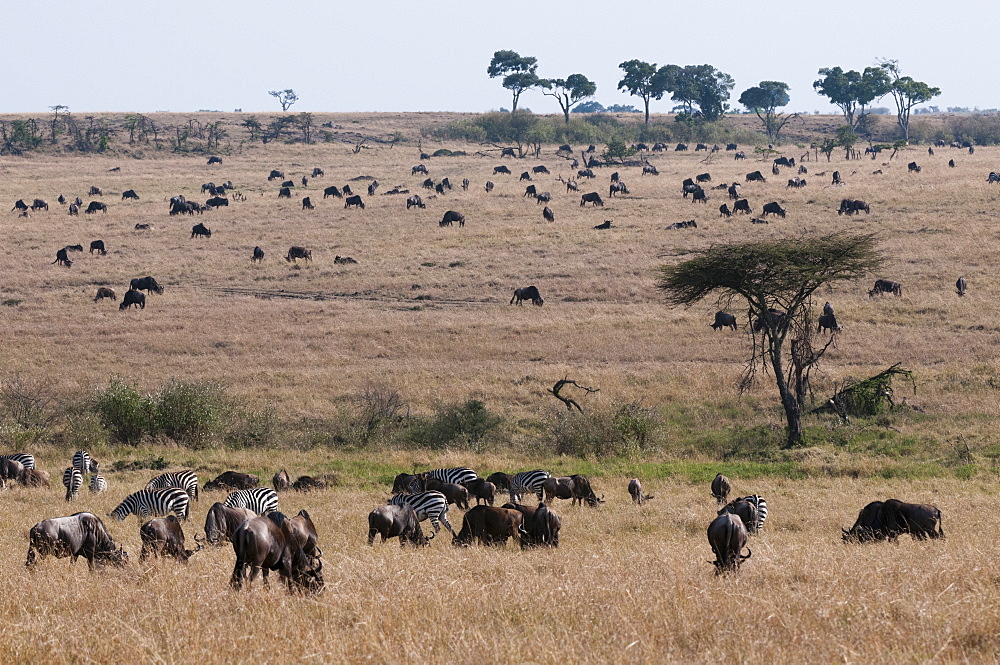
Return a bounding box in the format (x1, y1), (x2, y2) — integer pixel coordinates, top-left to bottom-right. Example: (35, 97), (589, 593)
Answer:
(0, 449), (945, 592)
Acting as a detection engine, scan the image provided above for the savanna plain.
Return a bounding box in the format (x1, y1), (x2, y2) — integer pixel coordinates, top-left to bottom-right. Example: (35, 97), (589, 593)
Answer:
(1, 112), (999, 663)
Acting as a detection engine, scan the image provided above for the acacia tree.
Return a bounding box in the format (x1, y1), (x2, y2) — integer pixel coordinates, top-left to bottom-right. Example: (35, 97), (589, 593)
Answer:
(878, 60), (940, 141)
(268, 89), (299, 112)
(667, 64), (735, 121)
(813, 66), (890, 130)
(617, 60), (671, 124)
(739, 81), (797, 142)
(656, 233), (882, 448)
(540, 74), (597, 123)
(487, 50), (540, 112)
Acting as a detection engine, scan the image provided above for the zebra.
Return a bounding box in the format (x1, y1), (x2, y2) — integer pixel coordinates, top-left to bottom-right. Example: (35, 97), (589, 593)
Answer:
(72, 450), (98, 475)
(223, 487), (278, 516)
(109, 488), (190, 521)
(741, 495), (768, 533)
(421, 467), (479, 488)
(63, 467), (83, 501)
(988, 172), (1000, 184)
(146, 470), (199, 502)
(388, 491), (454, 535)
(0, 453), (35, 470)
(89, 474), (108, 493)
(510, 470), (552, 503)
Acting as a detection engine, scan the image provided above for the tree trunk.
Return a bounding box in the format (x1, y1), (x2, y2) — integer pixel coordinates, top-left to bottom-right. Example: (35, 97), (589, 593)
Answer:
(644, 98), (650, 125)
(769, 340), (802, 447)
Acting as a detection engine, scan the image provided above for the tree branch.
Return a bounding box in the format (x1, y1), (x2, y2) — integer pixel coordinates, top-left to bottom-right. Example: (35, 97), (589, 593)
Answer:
(548, 378), (599, 413)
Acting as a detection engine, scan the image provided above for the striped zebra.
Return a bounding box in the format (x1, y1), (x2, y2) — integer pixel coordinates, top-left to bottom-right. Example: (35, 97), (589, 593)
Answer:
(388, 491), (453, 535)
(72, 450), (99, 474)
(741, 495), (768, 533)
(510, 470), (551, 503)
(223, 487), (278, 516)
(63, 467), (83, 501)
(109, 488), (190, 521)
(146, 470), (199, 502)
(0, 453), (35, 470)
(89, 474), (108, 493)
(422, 467), (479, 487)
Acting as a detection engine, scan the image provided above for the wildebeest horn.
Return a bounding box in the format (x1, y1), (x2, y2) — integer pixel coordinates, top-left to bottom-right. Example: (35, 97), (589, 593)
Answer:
(194, 533), (205, 543)
(314, 546), (323, 558)
(426, 531), (435, 540)
(842, 527), (849, 535)
(740, 548), (752, 560)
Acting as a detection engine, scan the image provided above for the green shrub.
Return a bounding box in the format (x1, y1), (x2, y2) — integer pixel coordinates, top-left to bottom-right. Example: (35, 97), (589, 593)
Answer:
(153, 379), (226, 446)
(408, 399), (502, 449)
(548, 401), (664, 458)
(91, 378), (155, 445)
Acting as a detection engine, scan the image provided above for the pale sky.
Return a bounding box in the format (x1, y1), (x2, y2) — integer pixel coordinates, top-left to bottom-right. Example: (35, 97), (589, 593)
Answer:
(3, 0), (996, 115)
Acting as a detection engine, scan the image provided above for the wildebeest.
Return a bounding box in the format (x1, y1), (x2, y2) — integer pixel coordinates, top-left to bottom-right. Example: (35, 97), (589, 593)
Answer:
(710, 312), (737, 331)
(368, 504), (428, 547)
(707, 513), (751, 574)
(734, 151), (746, 160)
(130, 276), (163, 295)
(278, 187), (292, 199)
(31, 198), (48, 211)
(206, 196), (228, 208)
(510, 285), (543, 306)
(842, 499), (944, 543)
(665, 220), (697, 230)
(285, 246), (312, 263)
(485, 181), (495, 192)
(787, 177), (806, 188)
(368, 181), (379, 196)
(726, 143), (738, 151)
(762, 202), (786, 218)
(956, 276), (967, 297)
(12, 199), (28, 212)
(273, 469), (291, 492)
(301, 197), (314, 210)
(251, 246), (265, 263)
(519, 171), (532, 182)
(524, 184), (537, 198)
(532, 165), (549, 174)
(203, 471), (259, 492)
(501, 147), (517, 157)
(546, 475), (603, 507)
(728, 183), (741, 200)
(452, 505), (523, 547)
(818, 313), (841, 333)
(465, 478), (496, 506)
(987, 172), (1000, 184)
(0, 459), (24, 489)
(609, 182), (629, 197)
(440, 177), (452, 190)
(52, 247), (72, 267)
(907, 161), (921, 173)
(323, 185), (343, 199)
(542, 206), (555, 222)
(838, 199), (870, 215)
(201, 182), (216, 193)
(832, 171), (842, 185)
(208, 155), (223, 165)
(696, 173), (712, 183)
(68, 203), (79, 215)
(718, 498), (758, 534)
(692, 189), (707, 204)
(580, 192), (604, 207)
(675, 143), (688, 151)
(89, 186), (102, 196)
(311, 167), (324, 177)
(421, 477), (470, 510)
(507, 502), (561, 549)
(119, 290), (145, 311)
(21, 468), (50, 488)
(85, 201), (107, 214)
(869, 279), (902, 298)
(230, 514), (324, 593)
(345, 195), (365, 209)
(203, 502), (257, 546)
(411, 164), (428, 175)
(642, 164), (659, 176)
(94, 287), (116, 302)
(342, 185), (353, 196)
(733, 199), (752, 214)
(593, 220), (613, 229)
(711, 473), (731, 503)
(719, 204), (732, 218)
(628, 478), (653, 505)
(745, 171), (766, 183)
(406, 194), (425, 209)
(89, 240), (107, 255)
(440, 210), (465, 227)
(191, 223), (212, 239)
(461, 178), (470, 190)
(493, 165), (512, 175)
(26, 513), (127, 570)
(140, 515), (199, 562)
(268, 170), (284, 181)
(121, 190), (139, 201)
(774, 157), (794, 167)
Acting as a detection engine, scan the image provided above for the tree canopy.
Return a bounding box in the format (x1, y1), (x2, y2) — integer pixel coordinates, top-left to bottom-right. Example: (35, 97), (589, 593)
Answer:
(812, 67), (890, 130)
(540, 74), (597, 124)
(878, 60), (940, 141)
(739, 81), (796, 142)
(666, 64), (735, 122)
(617, 60), (671, 124)
(268, 89), (299, 112)
(487, 50), (540, 112)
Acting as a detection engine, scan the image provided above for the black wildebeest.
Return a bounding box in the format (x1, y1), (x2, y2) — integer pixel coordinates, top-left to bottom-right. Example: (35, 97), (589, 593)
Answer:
(515, 502), (560, 549)
(207, 155), (222, 165)
(311, 167), (324, 177)
(542, 206), (555, 222)
(345, 195), (365, 209)
(230, 514), (324, 593)
(411, 164), (428, 175)
(440, 210), (465, 227)
(89, 186), (102, 196)
(204, 471), (259, 492)
(628, 478), (653, 505)
(610, 182), (629, 197)
(501, 147), (517, 157)
(134, 223), (152, 230)
(89, 240), (106, 255)
(68, 203), (79, 215)
(774, 156), (794, 167)
(493, 165), (512, 175)
(130, 276), (163, 294)
(121, 189), (139, 200)
(368, 504), (429, 547)
(869, 279), (902, 298)
(908, 161), (921, 173)
(422, 178), (435, 190)
(692, 189), (707, 204)
(462, 178), (470, 190)
(422, 477), (470, 510)
(119, 290), (145, 311)
(342, 185), (353, 196)
(675, 143), (688, 151)
(842, 499), (944, 543)
(719, 204), (732, 218)
(510, 285), (543, 306)
(580, 192), (604, 207)
(696, 172), (712, 183)
(301, 197), (314, 210)
(642, 164), (659, 176)
(532, 165), (549, 174)
(268, 170), (284, 181)
(734, 151), (746, 160)
(519, 171), (532, 181)
(191, 223), (211, 239)
(31, 198), (48, 211)
(956, 276), (967, 297)
(252, 246), (264, 263)
(762, 202), (786, 218)
(711, 473), (731, 503)
(368, 181), (379, 196)
(140, 515), (199, 562)
(718, 499), (758, 534)
(524, 184), (537, 198)
(728, 183), (741, 200)
(26, 512), (127, 570)
(206, 196), (228, 208)
(285, 246), (312, 263)
(278, 187), (292, 199)
(52, 247), (72, 267)
(733, 199), (752, 214)
(818, 313), (841, 333)
(535, 191), (551, 204)
(707, 513), (751, 574)
(323, 185), (343, 199)
(406, 194), (425, 209)
(838, 199), (870, 215)
(745, 171), (766, 183)
(787, 177), (807, 188)
(711, 312), (737, 332)
(452, 505), (523, 547)
(85, 201), (107, 214)
(94, 287), (116, 302)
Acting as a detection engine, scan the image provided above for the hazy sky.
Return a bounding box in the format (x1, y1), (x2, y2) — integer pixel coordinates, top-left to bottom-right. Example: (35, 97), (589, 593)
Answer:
(3, 0), (995, 115)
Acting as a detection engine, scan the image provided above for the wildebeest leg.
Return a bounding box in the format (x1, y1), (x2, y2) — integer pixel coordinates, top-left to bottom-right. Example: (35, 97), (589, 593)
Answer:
(230, 559), (246, 589)
(260, 567), (269, 588)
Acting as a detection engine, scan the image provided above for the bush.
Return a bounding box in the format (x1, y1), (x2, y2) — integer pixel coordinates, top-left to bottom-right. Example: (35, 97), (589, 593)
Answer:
(408, 399), (502, 449)
(91, 379), (155, 445)
(548, 401), (663, 458)
(153, 379), (227, 446)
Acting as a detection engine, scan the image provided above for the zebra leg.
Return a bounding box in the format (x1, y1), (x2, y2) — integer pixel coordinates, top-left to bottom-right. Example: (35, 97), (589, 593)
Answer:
(429, 516), (441, 535)
(440, 512), (455, 536)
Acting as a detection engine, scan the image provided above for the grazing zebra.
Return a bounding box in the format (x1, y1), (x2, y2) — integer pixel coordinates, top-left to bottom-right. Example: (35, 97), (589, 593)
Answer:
(89, 474), (108, 493)
(63, 467), (83, 501)
(109, 488), (190, 521)
(72, 450), (98, 474)
(146, 470), (199, 502)
(509, 470), (551, 503)
(388, 491), (454, 535)
(422, 467), (479, 487)
(741, 495), (768, 533)
(0, 453), (35, 470)
(223, 487), (278, 516)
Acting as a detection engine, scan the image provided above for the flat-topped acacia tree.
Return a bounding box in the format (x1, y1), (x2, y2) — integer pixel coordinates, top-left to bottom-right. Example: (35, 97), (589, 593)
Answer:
(656, 233), (882, 448)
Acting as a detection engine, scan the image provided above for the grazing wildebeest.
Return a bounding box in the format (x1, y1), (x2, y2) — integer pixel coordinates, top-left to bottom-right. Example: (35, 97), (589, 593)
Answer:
(440, 177), (452, 190)
(203, 503), (256, 547)
(89, 240), (106, 255)
(988, 172), (1000, 184)
(762, 202), (786, 218)
(707, 513), (751, 574)
(129, 276), (163, 295)
(208, 155), (222, 165)
(85, 201), (107, 214)
(695, 143), (707, 151)
(711, 312), (737, 331)
(485, 181), (495, 192)
(249, 246), (265, 263)
(345, 195), (365, 209)
(462, 178), (470, 191)
(206, 196), (228, 208)
(501, 147), (517, 157)
(465, 479), (496, 506)
(628, 478), (653, 505)
(787, 177), (806, 188)
(733, 199), (752, 214)
(119, 290), (145, 311)
(201, 182), (216, 193)
(278, 187), (292, 199)
(642, 164), (659, 176)
(869, 279), (902, 298)
(121, 190), (139, 201)
(908, 161), (921, 173)
(842, 499), (944, 543)
(273, 470), (291, 492)
(406, 194), (425, 209)
(452, 506), (523, 547)
(368, 504), (429, 547)
(0, 459), (24, 489)
(230, 514), (324, 593)
(675, 143), (688, 151)
(68, 203), (79, 215)
(52, 247), (72, 267)
(727, 183), (741, 200)
(565, 179), (579, 192)
(532, 165), (549, 174)
(301, 197), (314, 210)
(519, 171), (532, 182)
(21, 468), (50, 488)
(692, 189), (707, 204)
(440, 210), (465, 227)
(774, 157), (794, 167)
(411, 164), (428, 175)
(57, 194), (66, 204)
(323, 185), (342, 199)
(818, 313), (841, 333)
(711, 473), (731, 503)
(542, 206), (555, 222)
(524, 184), (537, 198)
(493, 165), (512, 175)
(838, 199), (870, 215)
(665, 220), (697, 230)
(268, 170), (284, 181)
(94, 287), (116, 302)
(368, 181), (379, 196)
(609, 182), (629, 197)
(580, 192), (604, 207)
(191, 223), (212, 239)
(30, 198), (48, 211)
(718, 499), (758, 534)
(578, 168), (596, 179)
(26, 513), (127, 570)
(510, 285), (543, 306)
(301, 175), (309, 187)
(134, 223), (152, 230)
(734, 151), (746, 160)
(140, 515), (200, 562)
(726, 143), (738, 151)
(342, 185), (353, 196)
(420, 478), (470, 510)
(823, 302), (834, 316)
(311, 167), (324, 177)
(514, 502), (561, 549)
(696, 173), (711, 183)
(753, 308), (787, 333)
(745, 171), (766, 183)
(285, 246), (312, 263)
(89, 186), (102, 196)
(204, 472), (259, 493)
(73, 196), (83, 206)
(535, 191), (551, 204)
(956, 276), (967, 297)
(719, 204), (732, 218)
